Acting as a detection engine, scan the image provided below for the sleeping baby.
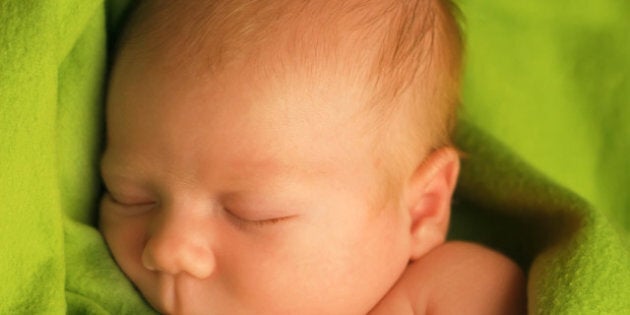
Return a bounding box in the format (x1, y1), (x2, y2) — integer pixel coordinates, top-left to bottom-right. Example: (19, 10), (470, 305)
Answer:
(99, 0), (526, 314)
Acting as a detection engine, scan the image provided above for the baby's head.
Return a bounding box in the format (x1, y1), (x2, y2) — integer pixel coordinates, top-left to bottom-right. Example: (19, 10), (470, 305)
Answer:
(100, 0), (462, 314)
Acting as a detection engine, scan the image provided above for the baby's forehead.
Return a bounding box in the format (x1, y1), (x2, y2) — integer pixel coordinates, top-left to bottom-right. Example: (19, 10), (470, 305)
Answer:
(120, 0), (441, 88)
(115, 0), (462, 161)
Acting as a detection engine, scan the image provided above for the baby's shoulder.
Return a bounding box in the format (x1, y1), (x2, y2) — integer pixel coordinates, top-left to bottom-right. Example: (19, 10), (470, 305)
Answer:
(369, 241), (526, 315)
(416, 241), (527, 315)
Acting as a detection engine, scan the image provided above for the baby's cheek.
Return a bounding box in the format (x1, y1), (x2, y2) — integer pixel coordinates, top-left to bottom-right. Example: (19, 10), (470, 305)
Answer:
(101, 211), (150, 282)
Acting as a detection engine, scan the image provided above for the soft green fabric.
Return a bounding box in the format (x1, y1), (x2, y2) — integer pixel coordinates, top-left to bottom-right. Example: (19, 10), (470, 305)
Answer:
(458, 0), (630, 246)
(0, 1), (627, 314)
(0, 1), (153, 313)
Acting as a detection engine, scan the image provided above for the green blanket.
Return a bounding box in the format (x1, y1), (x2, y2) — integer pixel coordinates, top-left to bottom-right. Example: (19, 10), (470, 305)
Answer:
(0, 0), (628, 314)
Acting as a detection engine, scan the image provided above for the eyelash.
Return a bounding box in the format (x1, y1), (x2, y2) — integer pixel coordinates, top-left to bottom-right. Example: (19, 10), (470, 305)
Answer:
(224, 208), (287, 229)
(105, 189), (286, 229)
(105, 191), (155, 207)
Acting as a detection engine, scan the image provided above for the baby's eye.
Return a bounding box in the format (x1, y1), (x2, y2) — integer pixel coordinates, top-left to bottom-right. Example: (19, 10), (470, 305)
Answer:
(223, 207), (292, 230)
(104, 191), (155, 208)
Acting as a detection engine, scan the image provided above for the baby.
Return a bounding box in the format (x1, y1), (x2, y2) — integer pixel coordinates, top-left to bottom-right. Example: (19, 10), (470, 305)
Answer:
(99, 0), (525, 314)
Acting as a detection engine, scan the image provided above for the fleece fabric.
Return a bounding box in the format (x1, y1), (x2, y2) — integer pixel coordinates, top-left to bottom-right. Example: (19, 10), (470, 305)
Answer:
(0, 0), (628, 314)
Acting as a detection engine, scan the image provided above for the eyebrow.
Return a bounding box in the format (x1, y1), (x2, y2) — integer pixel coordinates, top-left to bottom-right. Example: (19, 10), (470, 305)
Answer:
(99, 150), (156, 181)
(99, 138), (342, 195)
(100, 153), (330, 194)
(222, 152), (337, 185)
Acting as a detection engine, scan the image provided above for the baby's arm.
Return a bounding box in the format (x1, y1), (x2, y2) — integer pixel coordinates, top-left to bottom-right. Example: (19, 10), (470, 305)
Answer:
(368, 241), (526, 315)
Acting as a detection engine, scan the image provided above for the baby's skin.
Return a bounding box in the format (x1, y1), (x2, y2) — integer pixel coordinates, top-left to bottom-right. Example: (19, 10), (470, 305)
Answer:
(100, 1), (526, 313)
(101, 50), (526, 313)
(368, 242), (526, 314)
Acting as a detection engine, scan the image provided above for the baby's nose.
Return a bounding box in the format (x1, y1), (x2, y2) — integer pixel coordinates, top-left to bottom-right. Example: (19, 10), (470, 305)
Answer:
(142, 216), (216, 279)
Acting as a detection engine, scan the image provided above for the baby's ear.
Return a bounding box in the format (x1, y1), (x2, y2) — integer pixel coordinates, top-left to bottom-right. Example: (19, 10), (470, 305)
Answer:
(404, 147), (460, 261)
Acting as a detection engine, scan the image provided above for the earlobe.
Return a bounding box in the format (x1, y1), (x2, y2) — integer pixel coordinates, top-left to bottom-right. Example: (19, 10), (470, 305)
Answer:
(405, 147), (460, 261)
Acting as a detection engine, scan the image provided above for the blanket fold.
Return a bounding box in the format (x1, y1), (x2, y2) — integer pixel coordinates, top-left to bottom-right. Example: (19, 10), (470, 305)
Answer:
(452, 121), (630, 314)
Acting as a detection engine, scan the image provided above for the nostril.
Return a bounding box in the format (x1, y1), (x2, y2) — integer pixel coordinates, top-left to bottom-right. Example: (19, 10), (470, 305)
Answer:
(141, 246), (158, 272)
(189, 266), (212, 279)
(182, 246), (215, 279)
(142, 235), (215, 278)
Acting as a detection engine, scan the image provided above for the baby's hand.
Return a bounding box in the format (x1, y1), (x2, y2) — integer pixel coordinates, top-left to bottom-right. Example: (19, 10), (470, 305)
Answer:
(368, 241), (526, 315)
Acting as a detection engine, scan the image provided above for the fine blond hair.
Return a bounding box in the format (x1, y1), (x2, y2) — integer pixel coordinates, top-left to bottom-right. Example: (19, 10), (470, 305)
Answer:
(114, 0), (463, 199)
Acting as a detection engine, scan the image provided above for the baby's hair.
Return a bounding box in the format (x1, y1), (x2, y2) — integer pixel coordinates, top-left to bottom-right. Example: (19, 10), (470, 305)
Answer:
(113, 0), (463, 196)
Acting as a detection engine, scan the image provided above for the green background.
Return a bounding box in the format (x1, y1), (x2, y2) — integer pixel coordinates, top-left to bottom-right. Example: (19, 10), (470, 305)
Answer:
(459, 1), (629, 241)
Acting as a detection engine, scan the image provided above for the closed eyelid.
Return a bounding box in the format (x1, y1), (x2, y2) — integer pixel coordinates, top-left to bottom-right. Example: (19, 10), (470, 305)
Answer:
(103, 186), (156, 204)
(223, 207), (297, 230)
(220, 194), (300, 219)
(101, 171), (158, 204)
(100, 155), (158, 192)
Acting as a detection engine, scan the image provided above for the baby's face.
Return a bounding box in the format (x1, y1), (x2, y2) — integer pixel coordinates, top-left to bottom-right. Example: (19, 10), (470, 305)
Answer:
(100, 55), (412, 314)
